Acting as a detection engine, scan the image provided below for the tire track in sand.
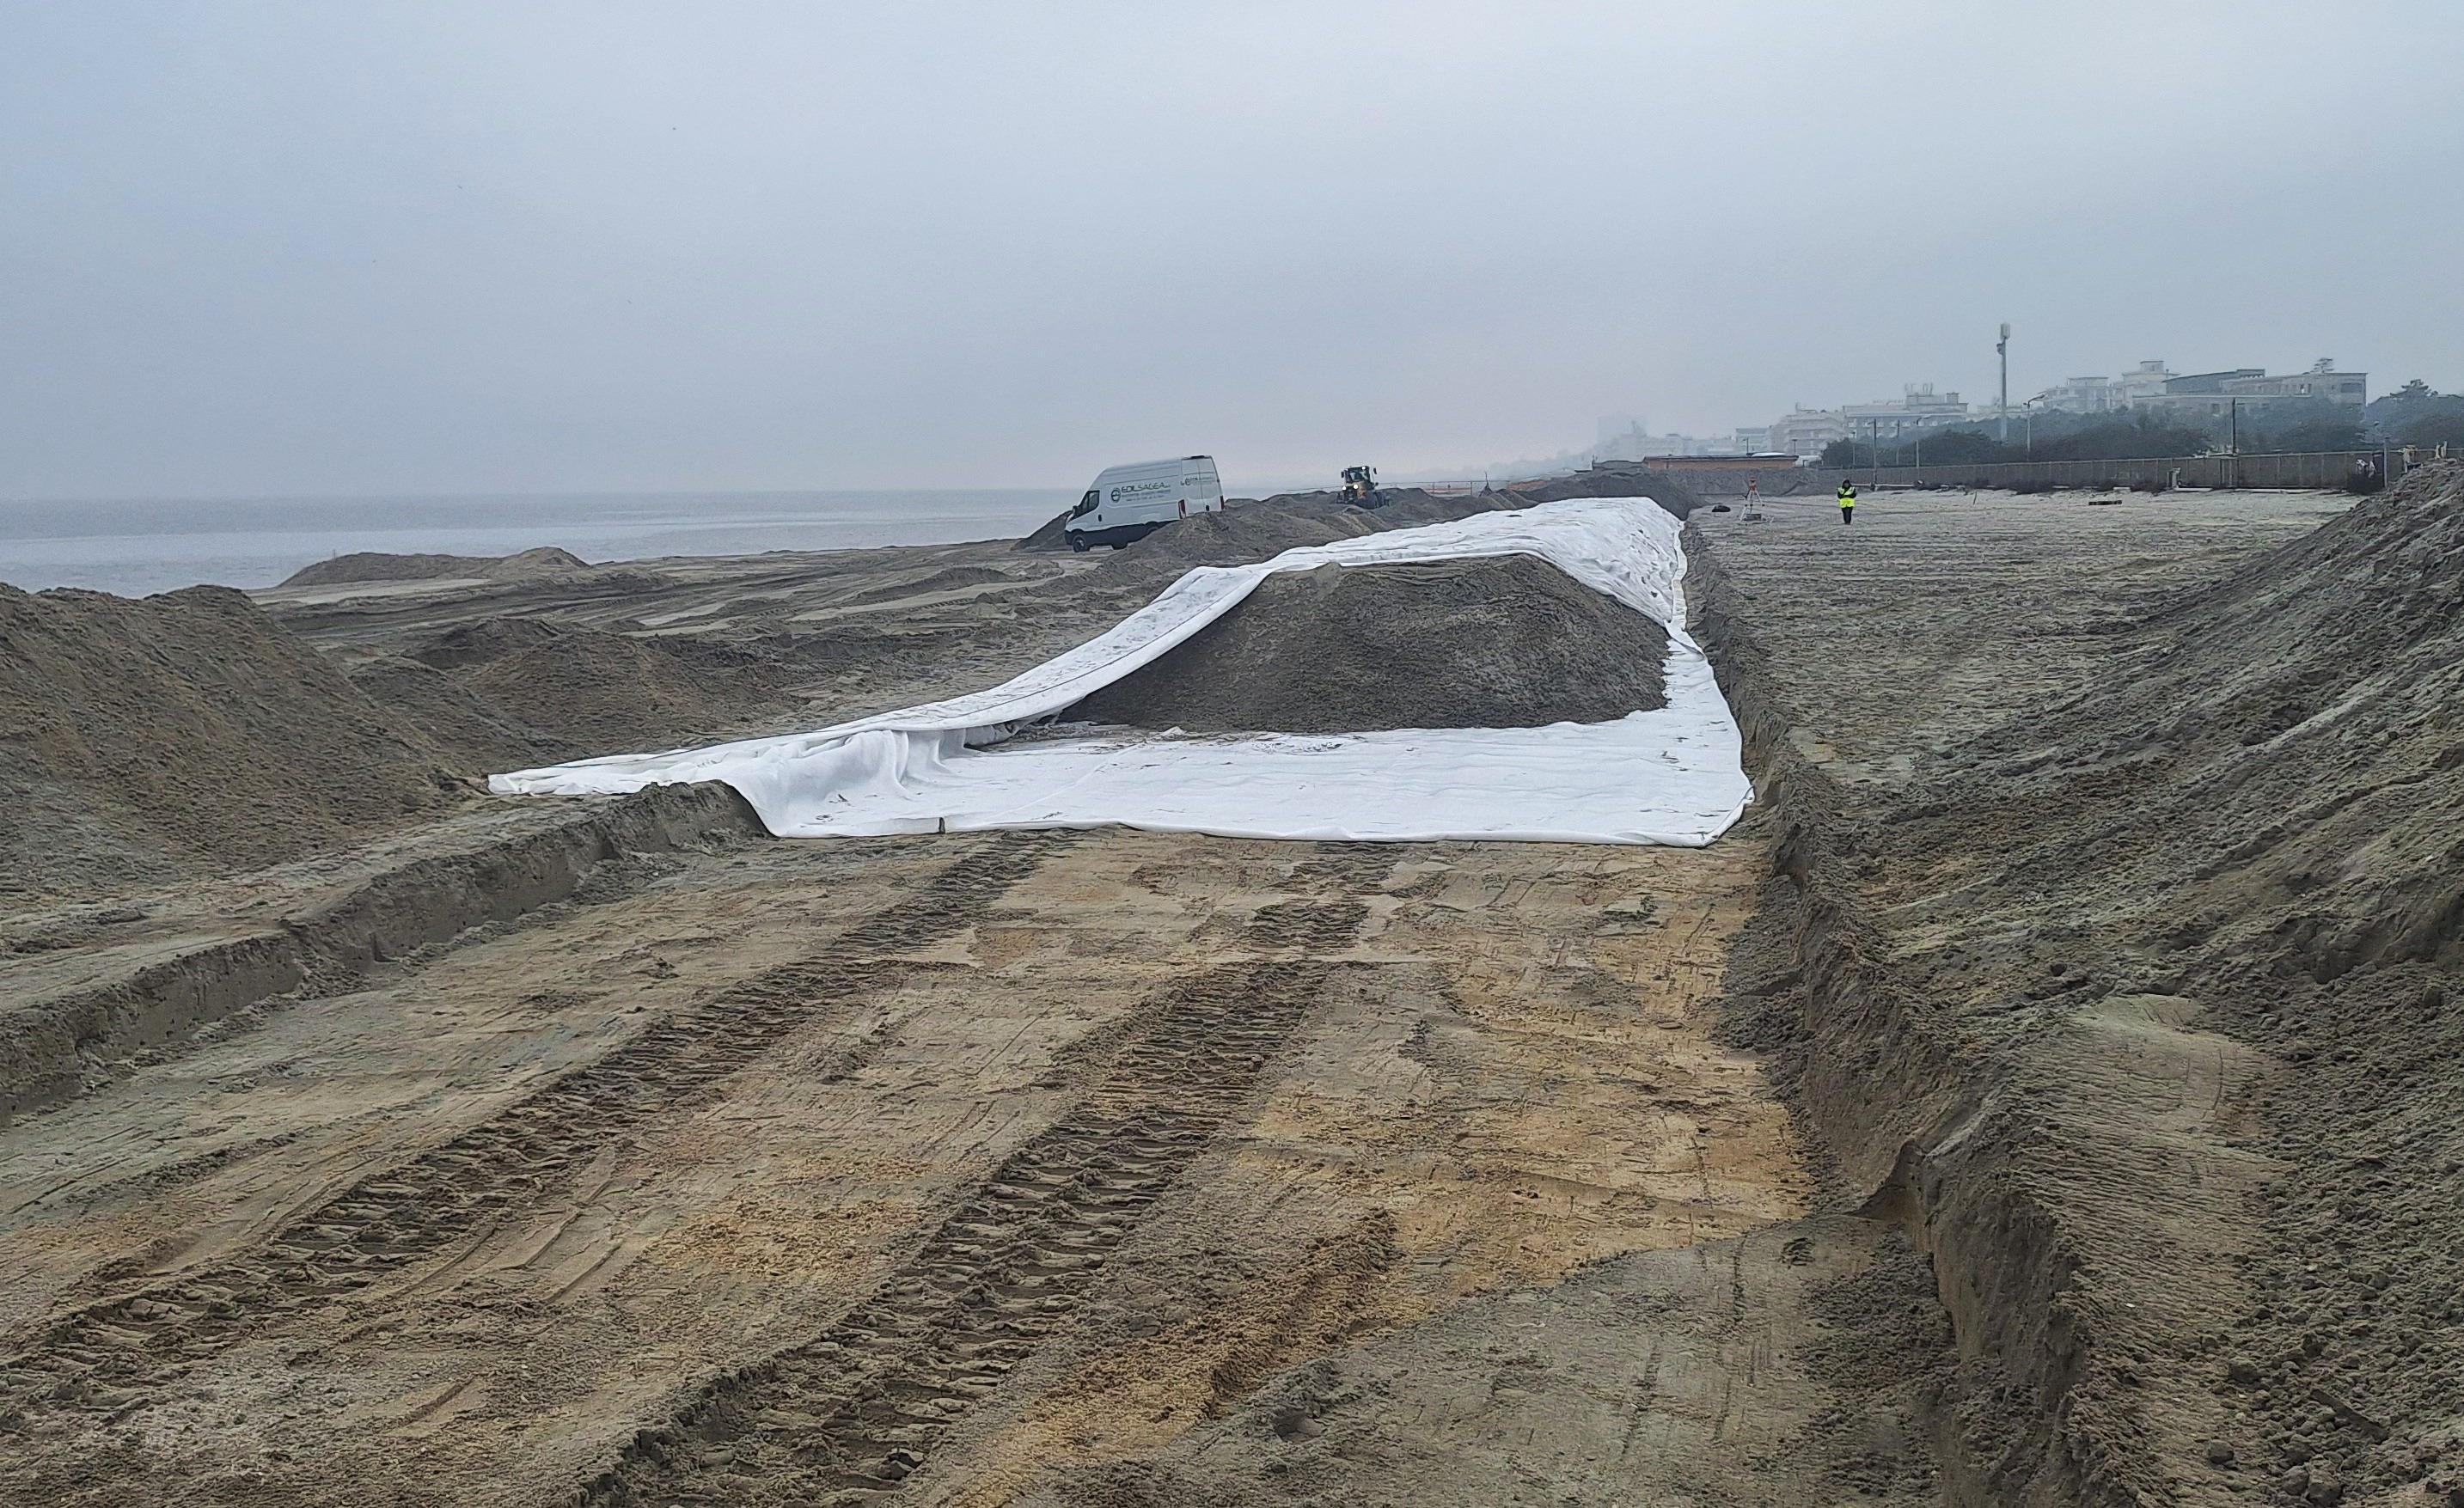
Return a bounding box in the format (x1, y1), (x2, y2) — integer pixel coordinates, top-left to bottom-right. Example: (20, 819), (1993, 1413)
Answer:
(578, 842), (1395, 1505)
(0, 830), (1078, 1430)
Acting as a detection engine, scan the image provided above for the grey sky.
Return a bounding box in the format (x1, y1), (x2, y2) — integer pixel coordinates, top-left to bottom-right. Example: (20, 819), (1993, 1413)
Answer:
(4, 1), (2460, 498)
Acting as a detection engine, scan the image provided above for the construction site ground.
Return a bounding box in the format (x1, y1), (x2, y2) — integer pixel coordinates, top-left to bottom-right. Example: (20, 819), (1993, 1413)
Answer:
(0, 485), (2394, 1507)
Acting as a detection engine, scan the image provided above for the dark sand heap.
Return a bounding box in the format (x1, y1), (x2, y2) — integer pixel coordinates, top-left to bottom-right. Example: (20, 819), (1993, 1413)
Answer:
(353, 619), (780, 767)
(1941, 460), (2464, 960)
(281, 546), (589, 589)
(1017, 487), (1533, 563)
(0, 585), (458, 897)
(1113, 498), (1385, 571)
(1508, 468), (1708, 515)
(1789, 461), (2464, 1504)
(1070, 553), (1668, 735)
(345, 656), (553, 772)
(1366, 489), (1525, 528)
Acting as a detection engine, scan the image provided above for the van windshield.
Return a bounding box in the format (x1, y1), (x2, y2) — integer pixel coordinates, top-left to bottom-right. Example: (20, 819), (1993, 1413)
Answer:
(1069, 490), (1099, 517)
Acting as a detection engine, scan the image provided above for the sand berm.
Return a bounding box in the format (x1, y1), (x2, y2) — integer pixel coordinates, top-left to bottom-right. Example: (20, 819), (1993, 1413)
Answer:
(1696, 461), (2464, 1505)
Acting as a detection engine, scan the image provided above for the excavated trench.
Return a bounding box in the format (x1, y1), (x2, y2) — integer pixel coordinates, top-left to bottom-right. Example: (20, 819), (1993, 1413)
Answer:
(1682, 477), (2464, 1508)
(0, 784), (765, 1124)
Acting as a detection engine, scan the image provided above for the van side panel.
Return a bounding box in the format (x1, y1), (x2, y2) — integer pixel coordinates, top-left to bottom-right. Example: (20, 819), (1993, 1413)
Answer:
(1068, 455), (1223, 545)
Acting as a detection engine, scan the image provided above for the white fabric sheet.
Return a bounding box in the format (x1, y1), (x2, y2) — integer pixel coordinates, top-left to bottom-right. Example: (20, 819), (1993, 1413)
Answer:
(490, 497), (1752, 846)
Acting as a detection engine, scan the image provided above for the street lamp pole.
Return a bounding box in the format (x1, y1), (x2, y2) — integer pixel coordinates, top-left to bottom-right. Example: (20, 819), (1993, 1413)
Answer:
(1997, 323), (2012, 442)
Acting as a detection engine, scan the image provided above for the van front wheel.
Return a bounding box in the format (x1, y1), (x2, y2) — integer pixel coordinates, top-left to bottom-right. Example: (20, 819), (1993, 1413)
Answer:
(1067, 532), (1090, 553)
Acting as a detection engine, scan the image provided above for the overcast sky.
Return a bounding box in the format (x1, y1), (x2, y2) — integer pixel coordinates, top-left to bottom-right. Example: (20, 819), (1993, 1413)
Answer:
(3, 2), (2460, 498)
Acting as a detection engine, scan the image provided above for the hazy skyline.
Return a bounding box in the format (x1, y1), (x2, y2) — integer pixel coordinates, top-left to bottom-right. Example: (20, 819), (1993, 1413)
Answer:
(5, 2), (2461, 498)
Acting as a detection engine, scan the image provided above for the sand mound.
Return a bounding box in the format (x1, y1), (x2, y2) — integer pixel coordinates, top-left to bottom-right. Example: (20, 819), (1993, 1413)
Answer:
(1510, 470), (1708, 516)
(280, 546), (588, 589)
(1883, 461), (2464, 1499)
(1014, 509), (1077, 553)
(366, 618), (780, 760)
(1018, 488), (1529, 560)
(346, 656), (560, 771)
(1070, 553), (1669, 734)
(405, 617), (568, 671)
(1365, 490), (1522, 528)
(1109, 490), (1536, 571)
(1116, 499), (1385, 570)
(0, 585), (457, 895)
(462, 634), (766, 754)
(1949, 461), (2464, 944)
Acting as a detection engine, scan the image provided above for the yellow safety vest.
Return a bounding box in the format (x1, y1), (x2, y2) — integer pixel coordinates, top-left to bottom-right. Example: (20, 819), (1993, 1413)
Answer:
(1837, 489), (1856, 506)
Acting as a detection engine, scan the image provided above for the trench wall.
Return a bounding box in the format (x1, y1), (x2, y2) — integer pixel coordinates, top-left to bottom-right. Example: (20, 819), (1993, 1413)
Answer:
(1686, 534), (2188, 1508)
(0, 783), (765, 1124)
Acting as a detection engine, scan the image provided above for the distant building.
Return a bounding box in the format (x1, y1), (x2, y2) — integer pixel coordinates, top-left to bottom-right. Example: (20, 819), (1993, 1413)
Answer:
(1593, 420), (1652, 463)
(1593, 420), (1739, 463)
(2160, 368), (2270, 396)
(1768, 406), (1851, 460)
(1730, 425), (1772, 453)
(2030, 361), (2174, 413)
(1641, 454), (1796, 473)
(2222, 358), (2366, 406)
(2140, 360), (2366, 423)
(2118, 359), (2177, 405)
(1840, 383), (1972, 440)
(2033, 358), (2364, 418)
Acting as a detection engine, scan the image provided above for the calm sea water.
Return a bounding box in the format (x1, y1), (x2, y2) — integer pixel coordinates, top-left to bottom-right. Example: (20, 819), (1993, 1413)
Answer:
(0, 490), (1074, 597)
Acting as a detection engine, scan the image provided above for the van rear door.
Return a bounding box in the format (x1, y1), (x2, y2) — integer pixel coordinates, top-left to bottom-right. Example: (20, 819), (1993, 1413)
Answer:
(1181, 455), (1223, 513)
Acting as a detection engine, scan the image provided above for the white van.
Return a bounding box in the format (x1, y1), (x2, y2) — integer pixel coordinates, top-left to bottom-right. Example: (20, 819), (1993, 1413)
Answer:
(1064, 456), (1225, 551)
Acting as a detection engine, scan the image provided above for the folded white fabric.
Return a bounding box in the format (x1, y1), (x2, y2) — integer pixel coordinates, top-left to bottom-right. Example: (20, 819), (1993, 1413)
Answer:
(490, 497), (1752, 846)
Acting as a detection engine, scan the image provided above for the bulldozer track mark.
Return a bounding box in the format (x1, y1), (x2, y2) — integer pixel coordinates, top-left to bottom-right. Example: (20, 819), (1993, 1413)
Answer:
(579, 957), (1338, 1505)
(1281, 842), (1399, 897)
(830, 832), (1079, 954)
(1240, 899), (1368, 951)
(0, 831), (1078, 1428)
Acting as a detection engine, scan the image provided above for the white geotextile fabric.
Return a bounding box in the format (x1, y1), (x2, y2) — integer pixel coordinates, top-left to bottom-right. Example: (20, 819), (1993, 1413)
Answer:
(490, 497), (1752, 846)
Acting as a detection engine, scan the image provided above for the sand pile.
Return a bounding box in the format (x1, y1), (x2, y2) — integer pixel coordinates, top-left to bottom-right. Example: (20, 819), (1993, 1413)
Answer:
(280, 546), (589, 588)
(1873, 462), (2464, 1500)
(1238, 485), (1494, 518)
(345, 657), (556, 771)
(1019, 488), (1531, 564)
(402, 617), (568, 670)
(1014, 509), (1079, 553)
(0, 585), (458, 897)
(1366, 489), (1521, 528)
(1510, 469), (1708, 516)
(1945, 461), (2464, 955)
(1112, 491), (1538, 571)
(359, 619), (780, 764)
(1070, 553), (1668, 734)
(1116, 499), (1384, 570)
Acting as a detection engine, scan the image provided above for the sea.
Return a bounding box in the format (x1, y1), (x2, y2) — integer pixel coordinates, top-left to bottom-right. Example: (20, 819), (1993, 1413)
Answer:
(0, 490), (1076, 598)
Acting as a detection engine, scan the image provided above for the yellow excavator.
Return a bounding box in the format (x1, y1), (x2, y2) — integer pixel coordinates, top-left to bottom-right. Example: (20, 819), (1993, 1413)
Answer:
(1339, 464), (1383, 507)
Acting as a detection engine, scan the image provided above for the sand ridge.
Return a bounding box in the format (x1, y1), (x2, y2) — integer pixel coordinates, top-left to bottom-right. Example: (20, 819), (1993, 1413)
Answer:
(1073, 553), (1671, 735)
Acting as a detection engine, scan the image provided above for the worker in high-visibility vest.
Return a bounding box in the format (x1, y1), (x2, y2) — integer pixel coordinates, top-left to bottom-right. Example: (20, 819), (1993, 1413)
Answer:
(1837, 479), (1857, 525)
